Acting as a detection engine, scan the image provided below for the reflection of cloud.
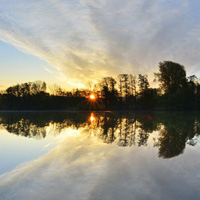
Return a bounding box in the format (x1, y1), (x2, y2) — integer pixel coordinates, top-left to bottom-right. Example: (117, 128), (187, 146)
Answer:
(0, 1), (200, 87)
(0, 132), (200, 200)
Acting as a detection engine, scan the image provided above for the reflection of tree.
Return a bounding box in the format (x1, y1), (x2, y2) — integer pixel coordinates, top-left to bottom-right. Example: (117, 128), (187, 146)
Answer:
(1, 112), (200, 159)
(154, 113), (199, 159)
(88, 112), (119, 144)
(137, 129), (149, 146)
(155, 128), (187, 158)
(100, 113), (118, 144)
(136, 113), (158, 147)
(0, 112), (89, 139)
(6, 119), (47, 138)
(118, 117), (137, 147)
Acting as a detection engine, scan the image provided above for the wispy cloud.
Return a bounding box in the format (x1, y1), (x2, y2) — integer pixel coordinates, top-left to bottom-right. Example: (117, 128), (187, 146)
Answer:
(0, 0), (200, 87)
(43, 66), (54, 74)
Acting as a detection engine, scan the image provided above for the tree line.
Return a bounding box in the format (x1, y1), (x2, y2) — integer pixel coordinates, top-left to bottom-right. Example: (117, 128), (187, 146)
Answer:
(1, 60), (200, 110)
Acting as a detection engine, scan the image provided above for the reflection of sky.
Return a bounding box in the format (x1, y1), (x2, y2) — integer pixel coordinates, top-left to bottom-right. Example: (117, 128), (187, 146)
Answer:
(0, 128), (200, 200)
(0, 127), (77, 174)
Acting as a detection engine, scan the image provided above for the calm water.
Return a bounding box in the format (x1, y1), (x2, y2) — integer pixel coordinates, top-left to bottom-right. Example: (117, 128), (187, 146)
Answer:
(0, 111), (200, 200)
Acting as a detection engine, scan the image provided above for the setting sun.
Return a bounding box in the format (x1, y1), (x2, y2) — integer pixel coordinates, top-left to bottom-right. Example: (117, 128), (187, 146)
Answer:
(89, 94), (96, 100)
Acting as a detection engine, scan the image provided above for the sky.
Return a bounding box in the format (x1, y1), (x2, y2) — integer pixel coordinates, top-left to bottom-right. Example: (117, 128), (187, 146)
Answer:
(0, 0), (200, 90)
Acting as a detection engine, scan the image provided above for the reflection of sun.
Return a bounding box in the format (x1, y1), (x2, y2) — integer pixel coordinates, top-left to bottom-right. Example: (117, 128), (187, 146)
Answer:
(89, 94), (96, 100)
(90, 113), (95, 122)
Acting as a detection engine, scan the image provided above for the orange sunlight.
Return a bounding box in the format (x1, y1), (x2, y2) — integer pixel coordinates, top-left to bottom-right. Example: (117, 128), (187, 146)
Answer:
(89, 113), (95, 122)
(89, 94), (96, 100)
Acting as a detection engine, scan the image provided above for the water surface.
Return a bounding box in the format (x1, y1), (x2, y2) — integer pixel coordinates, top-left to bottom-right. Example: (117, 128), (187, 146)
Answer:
(0, 111), (200, 200)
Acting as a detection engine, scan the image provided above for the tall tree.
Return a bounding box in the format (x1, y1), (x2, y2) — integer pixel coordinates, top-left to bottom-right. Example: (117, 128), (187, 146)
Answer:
(118, 74), (130, 97)
(98, 77), (117, 109)
(138, 74), (149, 93)
(154, 61), (187, 94)
(129, 74), (136, 96)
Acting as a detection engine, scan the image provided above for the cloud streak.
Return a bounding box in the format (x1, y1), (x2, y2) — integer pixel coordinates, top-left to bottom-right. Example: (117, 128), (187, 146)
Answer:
(0, 0), (200, 87)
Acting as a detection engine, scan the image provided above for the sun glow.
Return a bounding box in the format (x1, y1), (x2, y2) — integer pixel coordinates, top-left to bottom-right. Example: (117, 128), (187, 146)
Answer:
(89, 113), (96, 122)
(89, 94), (96, 100)
(90, 115), (95, 122)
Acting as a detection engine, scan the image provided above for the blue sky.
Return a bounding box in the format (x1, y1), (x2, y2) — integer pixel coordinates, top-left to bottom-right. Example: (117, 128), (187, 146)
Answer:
(0, 40), (72, 89)
(0, 40), (47, 88)
(0, 0), (200, 89)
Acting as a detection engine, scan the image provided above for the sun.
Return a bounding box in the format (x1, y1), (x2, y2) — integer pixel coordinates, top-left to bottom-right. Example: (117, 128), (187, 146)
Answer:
(89, 94), (96, 100)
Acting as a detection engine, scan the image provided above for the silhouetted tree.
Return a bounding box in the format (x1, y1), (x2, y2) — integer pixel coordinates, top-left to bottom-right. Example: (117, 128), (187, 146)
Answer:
(49, 84), (66, 96)
(118, 74), (130, 97)
(154, 61), (187, 94)
(98, 77), (118, 109)
(138, 74), (149, 93)
(154, 61), (189, 109)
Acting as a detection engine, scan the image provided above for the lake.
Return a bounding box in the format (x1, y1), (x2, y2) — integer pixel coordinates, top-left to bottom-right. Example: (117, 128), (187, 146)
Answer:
(0, 111), (200, 200)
